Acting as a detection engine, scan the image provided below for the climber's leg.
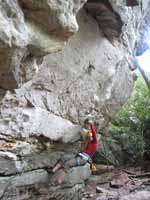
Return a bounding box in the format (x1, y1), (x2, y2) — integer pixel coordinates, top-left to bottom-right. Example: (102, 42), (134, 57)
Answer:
(62, 156), (87, 168)
(52, 162), (62, 172)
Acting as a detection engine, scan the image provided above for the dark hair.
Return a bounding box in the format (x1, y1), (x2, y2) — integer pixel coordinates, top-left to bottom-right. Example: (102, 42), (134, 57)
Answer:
(84, 118), (90, 125)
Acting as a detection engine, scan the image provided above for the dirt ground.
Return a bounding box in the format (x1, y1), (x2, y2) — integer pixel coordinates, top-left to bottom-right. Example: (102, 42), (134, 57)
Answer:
(83, 164), (150, 200)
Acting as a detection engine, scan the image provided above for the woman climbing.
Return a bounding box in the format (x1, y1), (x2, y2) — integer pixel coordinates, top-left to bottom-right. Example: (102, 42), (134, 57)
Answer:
(52, 118), (99, 184)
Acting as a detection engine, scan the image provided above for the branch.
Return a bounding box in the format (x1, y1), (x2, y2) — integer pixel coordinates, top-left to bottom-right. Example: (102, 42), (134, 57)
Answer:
(134, 58), (150, 92)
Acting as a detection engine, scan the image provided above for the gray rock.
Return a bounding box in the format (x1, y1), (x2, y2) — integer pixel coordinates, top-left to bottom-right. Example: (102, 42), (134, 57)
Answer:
(0, 169), (49, 200)
(120, 191), (150, 200)
(0, 0), (150, 199)
(0, 9), (136, 141)
(0, 149), (64, 175)
(48, 183), (85, 200)
(0, 0), (86, 89)
(0, 91), (81, 141)
(11, 141), (33, 156)
(96, 187), (119, 200)
(0, 151), (19, 175)
(22, 150), (64, 172)
(67, 163), (91, 185)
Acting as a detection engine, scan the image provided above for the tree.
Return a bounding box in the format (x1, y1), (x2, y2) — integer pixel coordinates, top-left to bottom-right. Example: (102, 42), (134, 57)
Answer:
(109, 73), (150, 162)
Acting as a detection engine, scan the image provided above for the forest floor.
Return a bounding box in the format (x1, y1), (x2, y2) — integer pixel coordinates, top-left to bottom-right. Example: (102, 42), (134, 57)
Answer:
(83, 164), (150, 200)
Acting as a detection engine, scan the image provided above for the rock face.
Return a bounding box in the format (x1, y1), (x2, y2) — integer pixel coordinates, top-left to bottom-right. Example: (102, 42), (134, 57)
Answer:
(0, 0), (86, 89)
(0, 10), (135, 142)
(0, 0), (150, 199)
(136, 2), (150, 55)
(0, 140), (90, 200)
(120, 191), (150, 200)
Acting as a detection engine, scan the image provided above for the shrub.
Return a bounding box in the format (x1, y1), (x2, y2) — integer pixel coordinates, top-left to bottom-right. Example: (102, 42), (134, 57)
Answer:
(109, 73), (150, 162)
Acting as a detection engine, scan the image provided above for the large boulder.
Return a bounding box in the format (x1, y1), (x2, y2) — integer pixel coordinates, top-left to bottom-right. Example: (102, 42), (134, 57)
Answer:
(0, 0), (150, 199)
(0, 140), (89, 200)
(0, 9), (135, 141)
(0, 0), (86, 89)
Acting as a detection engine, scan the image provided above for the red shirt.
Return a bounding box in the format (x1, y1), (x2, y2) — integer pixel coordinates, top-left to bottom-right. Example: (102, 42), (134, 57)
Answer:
(83, 124), (99, 157)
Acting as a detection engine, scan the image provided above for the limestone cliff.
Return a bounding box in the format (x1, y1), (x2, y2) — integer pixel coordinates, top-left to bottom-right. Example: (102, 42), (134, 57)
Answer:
(0, 0), (149, 199)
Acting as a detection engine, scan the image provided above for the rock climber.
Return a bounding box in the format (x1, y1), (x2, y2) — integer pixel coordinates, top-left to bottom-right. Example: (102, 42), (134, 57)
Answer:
(52, 118), (99, 184)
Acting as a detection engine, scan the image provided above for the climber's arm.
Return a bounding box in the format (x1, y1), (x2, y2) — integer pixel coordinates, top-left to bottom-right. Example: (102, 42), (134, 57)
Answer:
(90, 124), (98, 143)
(80, 131), (92, 151)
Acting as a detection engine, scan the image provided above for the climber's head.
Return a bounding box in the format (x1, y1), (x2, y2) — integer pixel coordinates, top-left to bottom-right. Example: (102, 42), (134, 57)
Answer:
(84, 118), (93, 129)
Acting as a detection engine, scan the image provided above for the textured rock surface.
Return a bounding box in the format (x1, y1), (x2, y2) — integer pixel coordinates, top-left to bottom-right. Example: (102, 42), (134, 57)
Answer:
(120, 191), (150, 200)
(0, 140), (90, 200)
(0, 0), (86, 89)
(0, 10), (135, 141)
(136, 2), (150, 55)
(0, 0), (149, 141)
(109, 0), (150, 55)
(0, 91), (81, 141)
(0, 0), (150, 199)
(76, 166), (150, 200)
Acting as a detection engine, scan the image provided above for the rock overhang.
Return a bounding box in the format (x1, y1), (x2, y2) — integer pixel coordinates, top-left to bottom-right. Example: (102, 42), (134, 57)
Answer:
(0, 0), (149, 142)
(0, 0), (87, 90)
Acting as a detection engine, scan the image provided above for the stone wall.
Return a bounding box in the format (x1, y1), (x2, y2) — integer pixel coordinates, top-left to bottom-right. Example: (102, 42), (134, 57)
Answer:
(0, 0), (150, 199)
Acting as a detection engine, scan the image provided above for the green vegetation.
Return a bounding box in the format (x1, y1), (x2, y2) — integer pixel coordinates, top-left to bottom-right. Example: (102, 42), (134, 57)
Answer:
(95, 73), (150, 165)
(110, 73), (150, 162)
